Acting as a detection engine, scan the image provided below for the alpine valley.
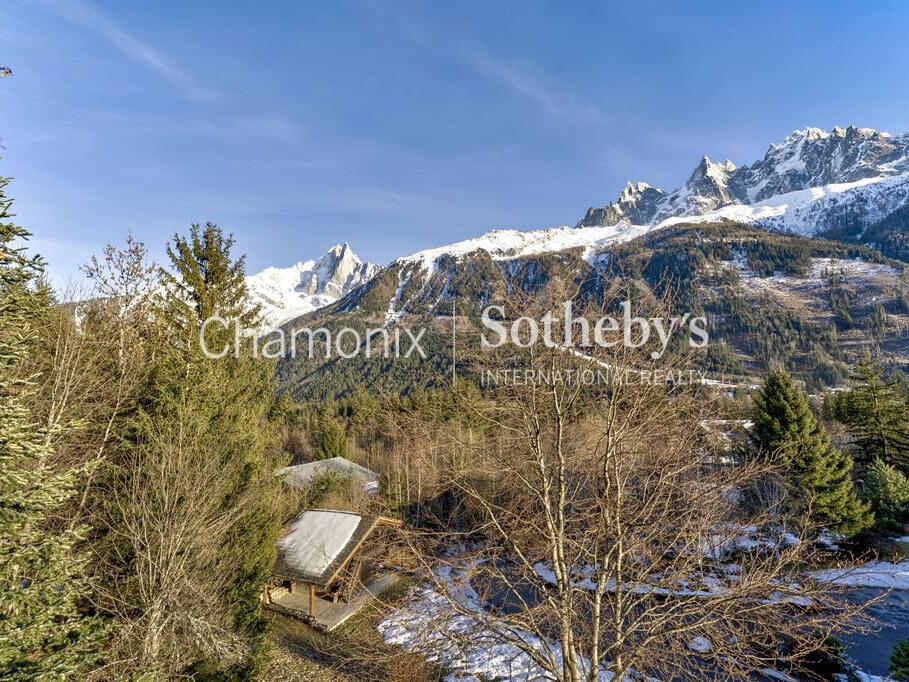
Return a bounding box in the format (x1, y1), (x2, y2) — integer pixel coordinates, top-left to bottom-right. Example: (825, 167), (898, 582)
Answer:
(247, 125), (909, 400)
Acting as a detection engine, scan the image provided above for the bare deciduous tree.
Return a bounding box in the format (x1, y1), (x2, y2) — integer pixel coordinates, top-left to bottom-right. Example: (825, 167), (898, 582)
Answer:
(27, 237), (159, 528)
(90, 407), (261, 677)
(391, 285), (875, 680)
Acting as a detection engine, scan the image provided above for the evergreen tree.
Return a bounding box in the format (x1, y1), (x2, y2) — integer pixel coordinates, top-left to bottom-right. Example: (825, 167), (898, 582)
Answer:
(892, 638), (909, 681)
(342, 387), (381, 447)
(160, 221), (259, 328)
(0, 174), (101, 678)
(870, 301), (887, 339)
(135, 222), (279, 675)
(312, 415), (350, 459)
(826, 271), (854, 329)
(863, 459), (909, 526)
(836, 360), (909, 471)
(750, 370), (872, 535)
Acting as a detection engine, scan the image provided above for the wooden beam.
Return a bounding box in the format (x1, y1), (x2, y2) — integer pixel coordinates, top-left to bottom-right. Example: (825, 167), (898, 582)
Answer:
(376, 516), (404, 528)
(309, 584), (315, 617)
(324, 518), (384, 587)
(323, 516), (404, 587)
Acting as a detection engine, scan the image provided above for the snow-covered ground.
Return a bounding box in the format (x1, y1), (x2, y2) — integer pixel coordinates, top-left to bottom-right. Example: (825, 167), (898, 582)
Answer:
(721, 253), (901, 317)
(378, 561), (615, 681)
(660, 173), (909, 237)
(811, 560), (909, 590)
(379, 548), (900, 681)
(729, 255), (899, 290)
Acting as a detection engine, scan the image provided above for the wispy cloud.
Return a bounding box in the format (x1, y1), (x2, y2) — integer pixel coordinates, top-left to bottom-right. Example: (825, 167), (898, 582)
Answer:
(374, 8), (607, 127)
(40, 0), (215, 102)
(460, 47), (607, 126)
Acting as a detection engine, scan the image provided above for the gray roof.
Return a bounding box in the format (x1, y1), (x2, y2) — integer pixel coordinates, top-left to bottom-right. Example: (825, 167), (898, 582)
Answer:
(272, 509), (402, 586)
(276, 457), (379, 492)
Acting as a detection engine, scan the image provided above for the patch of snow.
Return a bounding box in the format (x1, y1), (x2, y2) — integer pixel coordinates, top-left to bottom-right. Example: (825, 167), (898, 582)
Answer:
(688, 636), (712, 654)
(384, 266), (408, 325)
(379, 562), (619, 681)
(727, 256), (899, 306)
(811, 560), (909, 589)
(839, 673), (895, 682)
(816, 530), (843, 552)
(533, 561), (734, 598)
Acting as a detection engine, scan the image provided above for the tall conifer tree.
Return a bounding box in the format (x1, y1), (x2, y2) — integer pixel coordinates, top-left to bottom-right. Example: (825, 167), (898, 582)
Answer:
(836, 360), (909, 472)
(0, 174), (101, 678)
(149, 222), (279, 675)
(751, 370), (872, 535)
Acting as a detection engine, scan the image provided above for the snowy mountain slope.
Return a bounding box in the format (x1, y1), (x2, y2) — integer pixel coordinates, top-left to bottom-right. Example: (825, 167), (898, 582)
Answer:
(579, 125), (909, 237)
(358, 224), (652, 322)
(396, 224), (651, 274)
(346, 169), (906, 322)
(661, 173), (909, 237)
(271, 125), (909, 329)
(245, 243), (378, 328)
(731, 126), (909, 203)
(652, 156), (738, 222)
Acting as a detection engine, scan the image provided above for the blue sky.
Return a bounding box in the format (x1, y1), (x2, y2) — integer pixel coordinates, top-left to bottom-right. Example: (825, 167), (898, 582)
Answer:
(2, 0), (908, 283)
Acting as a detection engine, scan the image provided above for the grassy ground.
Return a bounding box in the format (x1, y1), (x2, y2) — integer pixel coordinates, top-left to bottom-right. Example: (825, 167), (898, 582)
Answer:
(264, 578), (446, 682)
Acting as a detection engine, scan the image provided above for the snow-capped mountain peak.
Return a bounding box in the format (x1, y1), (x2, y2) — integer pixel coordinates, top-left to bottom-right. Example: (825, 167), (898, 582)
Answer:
(580, 181), (666, 227)
(580, 124), (909, 233)
(246, 243), (379, 328)
(619, 181), (657, 203)
(690, 156), (736, 186)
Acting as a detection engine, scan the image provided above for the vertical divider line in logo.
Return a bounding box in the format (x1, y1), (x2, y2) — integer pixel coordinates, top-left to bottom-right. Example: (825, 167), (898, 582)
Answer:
(451, 295), (456, 385)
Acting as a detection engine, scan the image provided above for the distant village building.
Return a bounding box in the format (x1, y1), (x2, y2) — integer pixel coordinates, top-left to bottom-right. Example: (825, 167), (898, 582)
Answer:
(264, 509), (402, 630)
(276, 457), (380, 494)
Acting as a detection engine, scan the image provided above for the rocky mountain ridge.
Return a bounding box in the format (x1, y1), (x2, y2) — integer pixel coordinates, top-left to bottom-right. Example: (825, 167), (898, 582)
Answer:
(245, 243), (378, 328)
(579, 125), (909, 230)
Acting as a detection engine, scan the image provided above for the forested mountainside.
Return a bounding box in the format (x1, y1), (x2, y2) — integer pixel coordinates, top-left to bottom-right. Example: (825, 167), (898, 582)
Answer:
(275, 222), (909, 400)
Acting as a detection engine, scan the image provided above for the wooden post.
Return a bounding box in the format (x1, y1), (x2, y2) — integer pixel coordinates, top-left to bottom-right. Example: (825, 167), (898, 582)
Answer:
(309, 584), (315, 617)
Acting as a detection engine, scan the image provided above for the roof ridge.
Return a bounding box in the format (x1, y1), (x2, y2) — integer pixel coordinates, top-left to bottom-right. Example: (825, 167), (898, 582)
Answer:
(307, 508), (363, 517)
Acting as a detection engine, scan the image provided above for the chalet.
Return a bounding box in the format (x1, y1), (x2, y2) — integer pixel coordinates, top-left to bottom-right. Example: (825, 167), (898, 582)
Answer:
(264, 509), (402, 630)
(276, 457), (380, 495)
